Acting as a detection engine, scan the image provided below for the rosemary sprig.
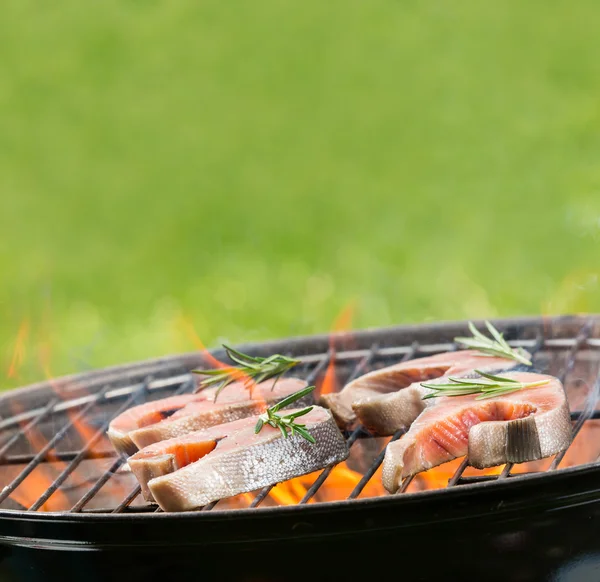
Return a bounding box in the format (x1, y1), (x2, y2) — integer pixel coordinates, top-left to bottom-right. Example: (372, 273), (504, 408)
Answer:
(192, 345), (300, 400)
(421, 370), (549, 400)
(454, 321), (532, 366)
(255, 385), (316, 443)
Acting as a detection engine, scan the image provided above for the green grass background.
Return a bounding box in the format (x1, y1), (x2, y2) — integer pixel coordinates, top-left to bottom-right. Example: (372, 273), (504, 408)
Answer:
(2, 0), (600, 389)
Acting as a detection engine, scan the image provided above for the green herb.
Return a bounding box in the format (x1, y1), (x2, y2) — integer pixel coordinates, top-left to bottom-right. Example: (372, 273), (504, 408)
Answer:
(421, 370), (549, 400)
(454, 321), (532, 366)
(192, 345), (300, 400)
(254, 385), (316, 443)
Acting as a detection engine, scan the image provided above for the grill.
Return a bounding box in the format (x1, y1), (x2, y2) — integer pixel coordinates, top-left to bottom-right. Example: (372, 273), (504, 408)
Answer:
(1, 315), (600, 582)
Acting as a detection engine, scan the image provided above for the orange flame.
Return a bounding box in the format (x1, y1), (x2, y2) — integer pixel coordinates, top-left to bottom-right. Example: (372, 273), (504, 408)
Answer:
(7, 319), (29, 379)
(178, 315), (266, 400)
(398, 458), (502, 492)
(179, 316), (228, 371)
(319, 302), (356, 397)
(267, 461), (383, 505)
(6, 401), (69, 511)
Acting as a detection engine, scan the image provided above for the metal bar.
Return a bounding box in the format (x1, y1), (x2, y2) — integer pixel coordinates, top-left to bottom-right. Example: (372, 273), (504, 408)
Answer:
(349, 429), (403, 499)
(292, 337), (594, 365)
(558, 321), (593, 384)
(299, 428), (363, 504)
(498, 463), (512, 480)
(345, 343), (380, 384)
(456, 473), (544, 485)
(571, 410), (600, 420)
(29, 383), (149, 511)
(0, 449), (116, 466)
(111, 484), (142, 513)
(0, 398), (60, 461)
(248, 353), (334, 509)
(83, 505), (159, 514)
(398, 475), (414, 493)
(447, 458), (470, 487)
(0, 384), (114, 505)
(248, 485), (272, 508)
(70, 457), (125, 513)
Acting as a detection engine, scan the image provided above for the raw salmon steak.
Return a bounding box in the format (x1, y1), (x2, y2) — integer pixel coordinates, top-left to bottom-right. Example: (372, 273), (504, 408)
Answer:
(107, 377), (309, 455)
(128, 406), (349, 511)
(320, 350), (524, 434)
(382, 372), (572, 493)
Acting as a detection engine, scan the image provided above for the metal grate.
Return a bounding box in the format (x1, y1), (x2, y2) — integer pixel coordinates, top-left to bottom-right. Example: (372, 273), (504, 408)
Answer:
(1, 317), (600, 515)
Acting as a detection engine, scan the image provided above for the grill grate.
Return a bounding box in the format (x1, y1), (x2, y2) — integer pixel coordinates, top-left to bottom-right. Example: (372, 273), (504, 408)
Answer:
(1, 316), (600, 515)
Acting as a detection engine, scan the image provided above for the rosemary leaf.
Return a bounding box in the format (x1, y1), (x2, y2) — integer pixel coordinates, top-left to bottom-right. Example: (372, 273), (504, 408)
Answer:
(421, 370), (549, 400)
(454, 321), (532, 366)
(192, 345), (301, 400)
(254, 385), (317, 443)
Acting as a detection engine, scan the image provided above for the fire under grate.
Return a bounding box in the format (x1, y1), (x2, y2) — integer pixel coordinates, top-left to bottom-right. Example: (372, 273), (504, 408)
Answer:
(1, 315), (600, 515)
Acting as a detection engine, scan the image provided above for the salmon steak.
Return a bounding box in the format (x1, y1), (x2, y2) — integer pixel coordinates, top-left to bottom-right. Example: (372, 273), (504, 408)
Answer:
(382, 372), (572, 493)
(107, 377), (309, 455)
(320, 350), (525, 434)
(128, 406), (349, 511)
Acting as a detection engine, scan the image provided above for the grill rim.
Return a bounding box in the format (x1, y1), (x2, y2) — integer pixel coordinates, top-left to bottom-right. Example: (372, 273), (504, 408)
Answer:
(0, 313), (599, 536)
(0, 460), (599, 552)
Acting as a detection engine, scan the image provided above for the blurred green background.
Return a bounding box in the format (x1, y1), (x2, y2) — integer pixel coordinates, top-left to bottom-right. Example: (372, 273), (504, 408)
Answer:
(2, 0), (600, 389)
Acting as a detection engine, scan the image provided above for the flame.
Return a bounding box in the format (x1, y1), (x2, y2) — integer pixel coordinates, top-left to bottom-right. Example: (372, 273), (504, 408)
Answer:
(7, 319), (29, 379)
(267, 461), (384, 505)
(178, 315), (266, 402)
(240, 492), (254, 505)
(269, 479), (308, 505)
(323, 461), (385, 499)
(6, 401), (69, 511)
(178, 316), (228, 371)
(9, 469), (64, 511)
(318, 302), (356, 397)
(217, 491), (255, 509)
(405, 459), (505, 492)
(331, 302), (356, 333)
(556, 419), (600, 468)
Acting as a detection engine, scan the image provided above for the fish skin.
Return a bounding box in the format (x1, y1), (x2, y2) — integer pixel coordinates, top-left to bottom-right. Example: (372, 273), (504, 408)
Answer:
(107, 377), (309, 456)
(130, 406), (348, 511)
(320, 350), (525, 434)
(382, 372), (572, 493)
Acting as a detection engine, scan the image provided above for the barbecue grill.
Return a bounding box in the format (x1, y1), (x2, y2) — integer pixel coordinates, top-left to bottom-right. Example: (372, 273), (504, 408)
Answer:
(1, 315), (600, 582)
